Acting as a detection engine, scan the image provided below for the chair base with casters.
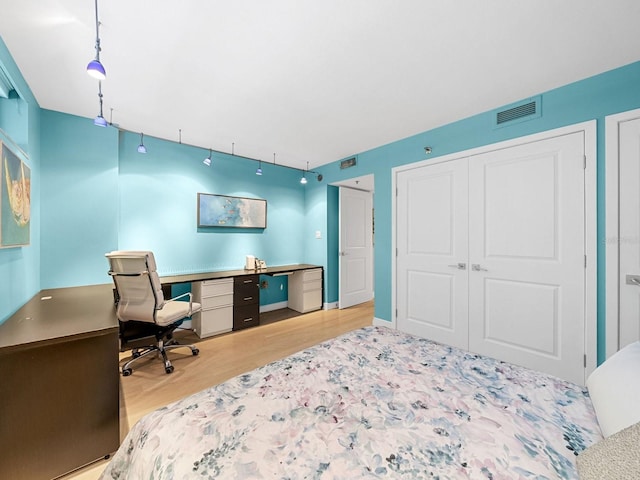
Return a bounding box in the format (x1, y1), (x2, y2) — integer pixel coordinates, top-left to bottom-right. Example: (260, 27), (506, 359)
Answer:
(106, 250), (203, 376)
(119, 319), (200, 375)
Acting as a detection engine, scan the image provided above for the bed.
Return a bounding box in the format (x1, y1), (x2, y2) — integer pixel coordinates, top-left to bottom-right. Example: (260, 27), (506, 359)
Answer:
(99, 326), (639, 479)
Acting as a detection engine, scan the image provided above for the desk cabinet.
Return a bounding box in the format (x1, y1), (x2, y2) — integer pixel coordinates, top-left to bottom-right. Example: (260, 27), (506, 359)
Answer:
(234, 275), (259, 330)
(0, 285), (119, 480)
(192, 278), (234, 338)
(288, 268), (323, 313)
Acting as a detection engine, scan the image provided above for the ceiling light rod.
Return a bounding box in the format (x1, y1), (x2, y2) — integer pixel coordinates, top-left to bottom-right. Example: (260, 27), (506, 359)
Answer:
(114, 127), (320, 176)
(86, 0), (106, 80)
(93, 81), (107, 127)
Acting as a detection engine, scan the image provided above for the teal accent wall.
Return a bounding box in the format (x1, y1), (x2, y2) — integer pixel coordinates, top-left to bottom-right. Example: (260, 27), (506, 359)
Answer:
(259, 274), (288, 306)
(40, 110), (119, 288)
(116, 130), (306, 277)
(0, 37), (40, 325)
(326, 185), (339, 304)
(310, 60), (640, 364)
(3, 26), (640, 366)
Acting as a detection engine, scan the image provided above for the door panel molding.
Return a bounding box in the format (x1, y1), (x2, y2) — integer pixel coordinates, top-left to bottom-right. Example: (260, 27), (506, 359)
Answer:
(605, 108), (640, 358)
(393, 121), (597, 383)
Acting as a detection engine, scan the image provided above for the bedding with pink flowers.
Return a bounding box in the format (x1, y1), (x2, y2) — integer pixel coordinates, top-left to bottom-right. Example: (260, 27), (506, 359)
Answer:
(100, 326), (601, 479)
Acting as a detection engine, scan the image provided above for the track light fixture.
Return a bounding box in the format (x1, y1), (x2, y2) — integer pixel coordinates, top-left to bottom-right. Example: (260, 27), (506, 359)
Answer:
(300, 161), (309, 184)
(137, 133), (147, 153)
(93, 81), (107, 127)
(256, 160), (263, 175)
(87, 0), (106, 80)
(203, 149), (212, 166)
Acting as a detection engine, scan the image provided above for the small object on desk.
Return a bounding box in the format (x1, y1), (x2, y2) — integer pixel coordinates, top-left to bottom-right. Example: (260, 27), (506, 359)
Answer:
(245, 255), (255, 270)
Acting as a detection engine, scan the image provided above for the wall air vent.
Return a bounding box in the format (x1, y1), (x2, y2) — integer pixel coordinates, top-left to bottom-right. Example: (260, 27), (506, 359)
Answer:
(493, 96), (541, 128)
(340, 157), (357, 169)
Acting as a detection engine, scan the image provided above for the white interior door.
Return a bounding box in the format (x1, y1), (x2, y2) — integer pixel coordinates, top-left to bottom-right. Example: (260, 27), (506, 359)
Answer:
(467, 132), (586, 384)
(617, 116), (640, 349)
(339, 187), (373, 309)
(396, 159), (469, 349)
(396, 129), (588, 384)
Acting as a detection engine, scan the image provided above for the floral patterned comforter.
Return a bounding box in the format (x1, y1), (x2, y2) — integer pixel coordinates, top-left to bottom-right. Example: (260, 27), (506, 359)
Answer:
(100, 326), (602, 479)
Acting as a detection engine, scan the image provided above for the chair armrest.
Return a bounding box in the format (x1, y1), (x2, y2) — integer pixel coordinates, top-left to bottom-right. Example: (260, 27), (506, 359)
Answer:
(165, 292), (197, 315)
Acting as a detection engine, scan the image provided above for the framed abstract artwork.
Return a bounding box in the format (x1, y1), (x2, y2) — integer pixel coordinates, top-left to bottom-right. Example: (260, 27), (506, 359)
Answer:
(1, 141), (30, 247)
(197, 193), (267, 228)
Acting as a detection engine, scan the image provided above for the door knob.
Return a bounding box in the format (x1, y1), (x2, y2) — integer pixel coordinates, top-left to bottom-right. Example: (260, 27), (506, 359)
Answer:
(472, 264), (488, 272)
(448, 263), (466, 270)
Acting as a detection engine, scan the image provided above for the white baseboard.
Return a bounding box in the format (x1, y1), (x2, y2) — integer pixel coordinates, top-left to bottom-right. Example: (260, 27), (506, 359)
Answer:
(373, 316), (394, 329)
(260, 301), (289, 313)
(324, 301), (338, 310)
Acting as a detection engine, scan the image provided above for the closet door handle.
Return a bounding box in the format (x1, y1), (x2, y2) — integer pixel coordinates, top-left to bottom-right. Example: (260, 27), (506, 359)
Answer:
(448, 263), (466, 270)
(625, 275), (640, 286)
(471, 264), (488, 272)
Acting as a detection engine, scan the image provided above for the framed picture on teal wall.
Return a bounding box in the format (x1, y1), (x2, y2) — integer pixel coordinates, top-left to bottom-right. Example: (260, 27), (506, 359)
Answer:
(1, 141), (30, 247)
(197, 193), (267, 228)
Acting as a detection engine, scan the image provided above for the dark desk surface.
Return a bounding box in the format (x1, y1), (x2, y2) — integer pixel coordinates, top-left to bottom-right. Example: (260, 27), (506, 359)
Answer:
(0, 284), (118, 351)
(160, 263), (322, 285)
(1, 264), (322, 351)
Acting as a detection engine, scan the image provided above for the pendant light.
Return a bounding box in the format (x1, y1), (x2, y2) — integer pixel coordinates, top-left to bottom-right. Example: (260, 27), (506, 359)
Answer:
(87, 0), (106, 80)
(93, 81), (108, 127)
(137, 133), (147, 153)
(203, 149), (212, 166)
(300, 161), (308, 184)
(256, 160), (263, 175)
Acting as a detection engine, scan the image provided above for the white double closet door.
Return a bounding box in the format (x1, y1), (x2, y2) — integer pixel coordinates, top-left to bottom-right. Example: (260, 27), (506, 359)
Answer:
(397, 131), (587, 384)
(607, 110), (640, 354)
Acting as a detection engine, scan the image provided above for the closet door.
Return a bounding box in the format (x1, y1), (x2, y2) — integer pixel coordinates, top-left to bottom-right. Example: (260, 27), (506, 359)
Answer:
(617, 117), (640, 349)
(396, 159), (469, 349)
(467, 132), (585, 384)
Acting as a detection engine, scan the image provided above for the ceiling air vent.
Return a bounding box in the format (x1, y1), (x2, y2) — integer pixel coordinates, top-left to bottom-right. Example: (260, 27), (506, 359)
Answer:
(494, 96), (541, 128)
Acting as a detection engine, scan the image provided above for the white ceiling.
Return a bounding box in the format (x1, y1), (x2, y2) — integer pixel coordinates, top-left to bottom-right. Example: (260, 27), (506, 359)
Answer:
(1, 1), (639, 170)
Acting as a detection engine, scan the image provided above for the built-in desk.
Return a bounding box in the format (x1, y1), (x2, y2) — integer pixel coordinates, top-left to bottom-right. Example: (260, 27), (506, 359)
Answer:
(161, 264), (323, 338)
(0, 284), (120, 480)
(160, 263), (322, 286)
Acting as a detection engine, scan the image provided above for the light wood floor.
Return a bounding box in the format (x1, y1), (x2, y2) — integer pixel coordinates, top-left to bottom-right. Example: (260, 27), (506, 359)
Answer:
(63, 301), (374, 480)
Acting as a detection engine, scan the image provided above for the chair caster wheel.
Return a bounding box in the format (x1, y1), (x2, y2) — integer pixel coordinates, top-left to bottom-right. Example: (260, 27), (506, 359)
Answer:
(132, 351), (141, 359)
(165, 365), (174, 374)
(122, 368), (132, 376)
(193, 348), (200, 356)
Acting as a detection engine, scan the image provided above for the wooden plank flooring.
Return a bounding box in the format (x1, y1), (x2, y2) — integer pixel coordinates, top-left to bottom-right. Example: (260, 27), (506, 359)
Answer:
(63, 301), (373, 480)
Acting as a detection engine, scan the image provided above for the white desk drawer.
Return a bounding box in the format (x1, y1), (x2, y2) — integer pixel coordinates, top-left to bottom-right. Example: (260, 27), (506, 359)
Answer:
(201, 278), (233, 296)
(193, 278), (233, 300)
(299, 289), (322, 313)
(302, 279), (322, 292)
(193, 305), (233, 338)
(201, 293), (233, 310)
(303, 268), (322, 281)
(288, 268), (323, 314)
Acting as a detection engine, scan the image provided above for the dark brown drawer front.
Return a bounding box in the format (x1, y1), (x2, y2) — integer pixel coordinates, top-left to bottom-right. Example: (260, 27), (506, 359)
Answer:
(233, 304), (259, 330)
(234, 275), (259, 305)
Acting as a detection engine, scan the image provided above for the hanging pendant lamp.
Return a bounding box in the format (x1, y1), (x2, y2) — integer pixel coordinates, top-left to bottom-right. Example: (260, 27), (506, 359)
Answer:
(87, 0), (106, 80)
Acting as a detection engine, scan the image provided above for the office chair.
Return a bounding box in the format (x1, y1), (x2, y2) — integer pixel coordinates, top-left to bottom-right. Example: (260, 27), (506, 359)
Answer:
(106, 251), (201, 375)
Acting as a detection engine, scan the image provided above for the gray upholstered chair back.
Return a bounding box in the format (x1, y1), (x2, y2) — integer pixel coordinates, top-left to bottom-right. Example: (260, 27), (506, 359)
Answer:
(106, 251), (165, 323)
